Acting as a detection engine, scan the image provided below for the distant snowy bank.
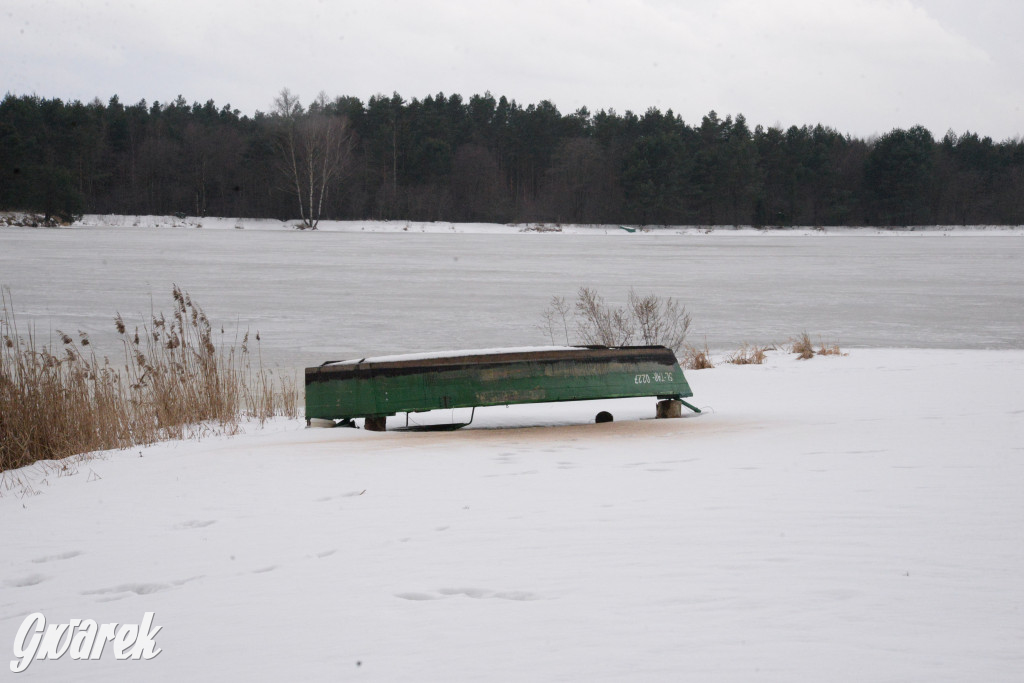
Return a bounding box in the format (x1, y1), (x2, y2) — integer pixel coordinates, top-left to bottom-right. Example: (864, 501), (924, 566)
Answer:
(61, 214), (1024, 236)
(3, 211), (1021, 234)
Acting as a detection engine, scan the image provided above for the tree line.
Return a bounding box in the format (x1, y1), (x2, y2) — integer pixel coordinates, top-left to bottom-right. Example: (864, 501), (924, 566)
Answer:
(2, 90), (1022, 226)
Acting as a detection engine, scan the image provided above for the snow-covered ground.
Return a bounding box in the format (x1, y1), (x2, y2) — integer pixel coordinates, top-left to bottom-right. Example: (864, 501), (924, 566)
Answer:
(3, 349), (1023, 681)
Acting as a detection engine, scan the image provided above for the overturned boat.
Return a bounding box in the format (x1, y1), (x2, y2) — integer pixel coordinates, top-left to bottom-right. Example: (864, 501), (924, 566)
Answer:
(305, 345), (698, 431)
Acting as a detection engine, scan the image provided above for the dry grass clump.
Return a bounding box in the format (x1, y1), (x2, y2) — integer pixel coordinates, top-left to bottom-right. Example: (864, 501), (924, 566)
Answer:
(1, 286), (298, 473)
(817, 340), (845, 356)
(681, 342), (715, 370)
(726, 343), (769, 365)
(791, 332), (816, 359)
(790, 332), (845, 359)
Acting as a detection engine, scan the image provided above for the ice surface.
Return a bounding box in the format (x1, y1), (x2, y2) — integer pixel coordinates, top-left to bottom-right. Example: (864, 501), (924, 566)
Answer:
(1, 222), (1022, 376)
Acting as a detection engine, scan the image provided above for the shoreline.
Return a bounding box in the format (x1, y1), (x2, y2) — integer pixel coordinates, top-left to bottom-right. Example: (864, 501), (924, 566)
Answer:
(3, 212), (1020, 236)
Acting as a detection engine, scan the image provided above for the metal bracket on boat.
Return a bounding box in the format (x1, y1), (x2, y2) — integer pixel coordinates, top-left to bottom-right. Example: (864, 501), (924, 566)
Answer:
(402, 406), (476, 431)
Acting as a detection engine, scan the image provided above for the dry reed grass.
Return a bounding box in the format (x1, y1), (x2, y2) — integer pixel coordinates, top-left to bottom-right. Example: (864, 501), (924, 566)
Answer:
(681, 342), (715, 369)
(1, 286), (298, 474)
(790, 332), (845, 359)
(726, 343), (769, 365)
(791, 332), (816, 359)
(817, 340), (846, 356)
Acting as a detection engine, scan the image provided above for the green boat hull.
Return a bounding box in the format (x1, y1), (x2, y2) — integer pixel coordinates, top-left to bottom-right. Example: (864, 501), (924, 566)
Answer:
(305, 346), (694, 422)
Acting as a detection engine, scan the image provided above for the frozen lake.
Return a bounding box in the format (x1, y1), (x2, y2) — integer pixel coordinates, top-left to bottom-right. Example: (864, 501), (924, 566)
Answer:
(2, 225), (1022, 369)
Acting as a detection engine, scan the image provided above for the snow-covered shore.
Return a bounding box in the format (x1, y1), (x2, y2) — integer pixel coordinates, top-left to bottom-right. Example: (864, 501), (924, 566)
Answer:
(70, 213), (1024, 236)
(3, 349), (1022, 681)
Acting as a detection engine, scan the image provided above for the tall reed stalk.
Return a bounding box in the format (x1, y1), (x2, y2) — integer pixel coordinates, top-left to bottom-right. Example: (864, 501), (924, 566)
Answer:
(1, 286), (298, 472)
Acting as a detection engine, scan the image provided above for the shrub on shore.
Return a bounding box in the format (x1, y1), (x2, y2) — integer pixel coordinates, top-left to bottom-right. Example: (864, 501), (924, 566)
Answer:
(539, 287), (692, 353)
(791, 332), (845, 359)
(1, 287), (297, 473)
(726, 344), (769, 365)
(817, 340), (845, 356)
(792, 332), (816, 359)
(681, 342), (715, 370)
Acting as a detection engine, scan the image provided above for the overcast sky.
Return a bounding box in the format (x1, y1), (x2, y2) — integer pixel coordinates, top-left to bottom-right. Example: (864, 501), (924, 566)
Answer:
(3, 0), (1021, 140)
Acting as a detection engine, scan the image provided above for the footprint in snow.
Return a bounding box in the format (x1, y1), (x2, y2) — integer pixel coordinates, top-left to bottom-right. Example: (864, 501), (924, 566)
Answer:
(395, 592), (442, 601)
(5, 574), (48, 588)
(316, 491), (365, 502)
(492, 591), (542, 601)
(397, 588), (543, 601)
(438, 587), (492, 598)
(175, 520), (216, 530)
(82, 582), (171, 596)
(171, 575), (205, 586)
(31, 550), (82, 564)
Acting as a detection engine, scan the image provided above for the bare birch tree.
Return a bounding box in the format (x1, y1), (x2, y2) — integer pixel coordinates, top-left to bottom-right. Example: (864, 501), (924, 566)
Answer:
(273, 88), (353, 229)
